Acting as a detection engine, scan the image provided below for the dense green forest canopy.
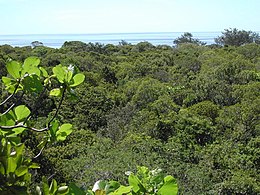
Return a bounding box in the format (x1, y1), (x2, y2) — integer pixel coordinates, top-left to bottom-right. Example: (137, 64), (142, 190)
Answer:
(0, 29), (260, 194)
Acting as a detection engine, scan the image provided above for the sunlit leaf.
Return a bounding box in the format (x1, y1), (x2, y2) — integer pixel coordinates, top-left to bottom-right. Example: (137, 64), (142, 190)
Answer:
(40, 67), (49, 77)
(7, 157), (17, 173)
(6, 60), (21, 79)
(53, 65), (66, 83)
(14, 105), (31, 121)
(15, 166), (28, 177)
(157, 175), (178, 195)
(49, 88), (62, 97)
(70, 73), (85, 87)
(56, 123), (73, 141)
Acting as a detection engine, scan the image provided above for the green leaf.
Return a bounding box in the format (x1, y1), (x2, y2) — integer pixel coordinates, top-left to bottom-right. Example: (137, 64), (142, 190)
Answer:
(0, 162), (5, 175)
(105, 181), (120, 194)
(24, 56), (40, 67)
(157, 176), (178, 195)
(111, 186), (133, 195)
(57, 186), (69, 195)
(40, 67), (49, 77)
(42, 177), (50, 195)
(70, 73), (85, 87)
(68, 182), (86, 195)
(49, 88), (62, 97)
(6, 60), (22, 79)
(15, 166), (28, 177)
(49, 179), (58, 194)
(29, 163), (40, 169)
(53, 65), (66, 83)
(22, 75), (43, 93)
(13, 127), (26, 135)
(7, 157), (17, 173)
(2, 76), (12, 86)
(128, 173), (145, 193)
(56, 123), (73, 141)
(14, 105), (31, 121)
(66, 70), (73, 83)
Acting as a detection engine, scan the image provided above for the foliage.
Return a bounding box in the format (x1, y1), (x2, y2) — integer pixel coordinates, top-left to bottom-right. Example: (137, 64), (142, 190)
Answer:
(0, 57), (84, 194)
(173, 32), (206, 46)
(0, 30), (260, 194)
(215, 28), (260, 46)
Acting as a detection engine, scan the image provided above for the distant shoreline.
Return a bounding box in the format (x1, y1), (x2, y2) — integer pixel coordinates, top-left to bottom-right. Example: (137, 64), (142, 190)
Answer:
(0, 32), (223, 48)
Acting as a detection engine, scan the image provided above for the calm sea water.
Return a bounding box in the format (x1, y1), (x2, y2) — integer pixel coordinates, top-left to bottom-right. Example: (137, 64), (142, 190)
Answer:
(0, 32), (221, 48)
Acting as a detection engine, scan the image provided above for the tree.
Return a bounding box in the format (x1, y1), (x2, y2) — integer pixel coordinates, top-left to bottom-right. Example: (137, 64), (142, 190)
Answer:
(173, 32), (206, 46)
(31, 41), (43, 48)
(215, 28), (260, 46)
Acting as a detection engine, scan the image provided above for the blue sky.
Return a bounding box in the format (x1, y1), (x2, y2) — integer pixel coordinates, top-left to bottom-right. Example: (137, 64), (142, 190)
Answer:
(0, 0), (259, 35)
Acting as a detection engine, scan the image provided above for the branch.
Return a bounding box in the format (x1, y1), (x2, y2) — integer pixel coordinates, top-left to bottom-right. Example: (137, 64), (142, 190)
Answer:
(33, 142), (47, 159)
(48, 85), (66, 127)
(0, 124), (48, 132)
(1, 89), (25, 116)
(0, 80), (20, 106)
(0, 103), (15, 116)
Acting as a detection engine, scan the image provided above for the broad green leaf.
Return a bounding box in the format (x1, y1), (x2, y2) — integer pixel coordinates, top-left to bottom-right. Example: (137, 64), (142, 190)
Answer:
(40, 67), (49, 77)
(111, 186), (133, 195)
(70, 73), (85, 87)
(7, 157), (17, 173)
(15, 166), (28, 177)
(128, 174), (145, 193)
(56, 123), (73, 141)
(49, 179), (58, 194)
(14, 105), (31, 121)
(24, 56), (40, 67)
(49, 120), (59, 141)
(53, 65), (66, 83)
(2, 76), (12, 86)
(0, 112), (16, 126)
(49, 88), (62, 97)
(157, 176), (178, 195)
(68, 182), (86, 195)
(22, 75), (43, 93)
(6, 60), (22, 79)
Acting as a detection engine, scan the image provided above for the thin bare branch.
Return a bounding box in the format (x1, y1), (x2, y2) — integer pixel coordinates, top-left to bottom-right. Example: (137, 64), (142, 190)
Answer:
(48, 85), (66, 127)
(0, 80), (20, 106)
(0, 103), (15, 116)
(0, 124), (48, 132)
(33, 143), (47, 159)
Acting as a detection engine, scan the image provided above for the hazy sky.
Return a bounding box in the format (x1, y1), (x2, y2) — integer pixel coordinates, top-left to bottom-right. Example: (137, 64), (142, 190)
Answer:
(0, 0), (259, 35)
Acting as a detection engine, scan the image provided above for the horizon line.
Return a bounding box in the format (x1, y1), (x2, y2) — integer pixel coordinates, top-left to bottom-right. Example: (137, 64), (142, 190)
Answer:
(0, 31), (225, 36)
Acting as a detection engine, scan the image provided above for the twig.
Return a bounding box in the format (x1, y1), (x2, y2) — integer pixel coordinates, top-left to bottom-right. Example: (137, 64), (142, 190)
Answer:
(34, 142), (47, 159)
(0, 79), (20, 106)
(0, 124), (48, 132)
(48, 85), (66, 127)
(0, 103), (15, 116)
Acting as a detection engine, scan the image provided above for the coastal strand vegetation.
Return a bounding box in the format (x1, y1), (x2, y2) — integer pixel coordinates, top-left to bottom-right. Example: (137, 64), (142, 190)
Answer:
(0, 28), (260, 194)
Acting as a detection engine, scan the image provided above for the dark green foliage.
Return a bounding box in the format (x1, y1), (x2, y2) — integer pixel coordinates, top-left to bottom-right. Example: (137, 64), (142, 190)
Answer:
(215, 28), (260, 46)
(1, 33), (260, 194)
(173, 32), (206, 46)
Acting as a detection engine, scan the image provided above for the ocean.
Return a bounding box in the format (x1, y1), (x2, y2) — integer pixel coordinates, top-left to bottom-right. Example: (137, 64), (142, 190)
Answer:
(0, 32), (221, 48)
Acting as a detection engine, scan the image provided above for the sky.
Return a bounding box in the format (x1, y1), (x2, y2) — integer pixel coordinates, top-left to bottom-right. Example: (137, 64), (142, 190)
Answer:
(0, 0), (259, 35)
